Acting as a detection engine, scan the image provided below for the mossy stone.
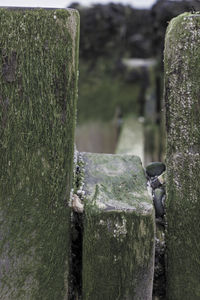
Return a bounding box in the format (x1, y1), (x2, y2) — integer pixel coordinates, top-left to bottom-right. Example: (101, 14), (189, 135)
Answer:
(82, 152), (155, 300)
(0, 8), (79, 299)
(164, 13), (200, 299)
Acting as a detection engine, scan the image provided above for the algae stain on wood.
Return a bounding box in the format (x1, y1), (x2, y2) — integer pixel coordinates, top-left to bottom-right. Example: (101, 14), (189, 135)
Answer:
(81, 153), (155, 300)
(0, 8), (79, 299)
(164, 12), (200, 299)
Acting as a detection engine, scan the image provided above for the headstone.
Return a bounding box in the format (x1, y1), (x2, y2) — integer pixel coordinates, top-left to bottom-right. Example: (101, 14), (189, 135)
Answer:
(164, 12), (200, 299)
(0, 8), (79, 299)
(82, 152), (155, 299)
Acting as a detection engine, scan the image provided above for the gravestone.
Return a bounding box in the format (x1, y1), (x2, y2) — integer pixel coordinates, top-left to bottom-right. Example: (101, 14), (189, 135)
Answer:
(0, 8), (79, 299)
(164, 12), (200, 299)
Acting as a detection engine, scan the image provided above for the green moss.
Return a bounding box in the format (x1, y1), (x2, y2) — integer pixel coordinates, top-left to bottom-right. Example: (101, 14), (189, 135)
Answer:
(83, 211), (154, 300)
(164, 13), (200, 299)
(0, 8), (79, 299)
(82, 153), (155, 299)
(83, 153), (152, 211)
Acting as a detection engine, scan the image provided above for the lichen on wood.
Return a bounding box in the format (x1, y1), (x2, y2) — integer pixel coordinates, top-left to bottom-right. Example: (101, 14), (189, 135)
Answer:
(0, 8), (79, 299)
(164, 12), (200, 299)
(81, 153), (155, 300)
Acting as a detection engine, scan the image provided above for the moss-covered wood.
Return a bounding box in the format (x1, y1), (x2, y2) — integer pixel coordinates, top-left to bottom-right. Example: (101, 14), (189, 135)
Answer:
(0, 8), (79, 299)
(82, 153), (155, 300)
(164, 13), (200, 299)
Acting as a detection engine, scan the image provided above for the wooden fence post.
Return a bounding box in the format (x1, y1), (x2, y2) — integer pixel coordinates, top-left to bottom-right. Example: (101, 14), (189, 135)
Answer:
(0, 8), (79, 299)
(164, 12), (200, 299)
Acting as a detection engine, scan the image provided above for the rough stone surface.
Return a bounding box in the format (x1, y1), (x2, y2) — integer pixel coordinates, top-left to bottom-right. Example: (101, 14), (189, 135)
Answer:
(82, 152), (155, 300)
(0, 8), (79, 299)
(164, 13), (200, 299)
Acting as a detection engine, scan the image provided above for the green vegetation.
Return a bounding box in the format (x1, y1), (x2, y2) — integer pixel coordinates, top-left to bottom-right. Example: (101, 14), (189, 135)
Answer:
(83, 211), (154, 299)
(164, 13), (200, 299)
(82, 153), (155, 299)
(0, 8), (79, 299)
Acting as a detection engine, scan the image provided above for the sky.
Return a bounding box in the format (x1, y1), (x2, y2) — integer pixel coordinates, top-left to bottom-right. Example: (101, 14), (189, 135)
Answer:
(0, 0), (157, 9)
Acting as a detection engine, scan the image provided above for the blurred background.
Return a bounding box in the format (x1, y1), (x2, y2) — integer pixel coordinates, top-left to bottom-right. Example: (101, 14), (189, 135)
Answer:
(67, 0), (200, 166)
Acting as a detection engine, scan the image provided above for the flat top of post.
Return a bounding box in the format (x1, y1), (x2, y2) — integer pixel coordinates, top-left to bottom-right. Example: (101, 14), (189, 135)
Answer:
(82, 152), (153, 214)
(184, 13), (200, 17)
(168, 11), (200, 26)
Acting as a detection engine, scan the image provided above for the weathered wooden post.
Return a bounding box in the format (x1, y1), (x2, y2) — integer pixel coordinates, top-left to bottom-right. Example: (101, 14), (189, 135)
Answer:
(0, 8), (79, 299)
(164, 13), (200, 299)
(81, 152), (155, 299)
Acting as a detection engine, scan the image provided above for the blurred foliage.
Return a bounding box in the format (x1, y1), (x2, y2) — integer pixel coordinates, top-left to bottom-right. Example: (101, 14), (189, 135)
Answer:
(152, 0), (200, 57)
(68, 0), (200, 123)
(77, 58), (140, 123)
(68, 3), (151, 122)
(70, 2), (153, 61)
(69, 0), (200, 63)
